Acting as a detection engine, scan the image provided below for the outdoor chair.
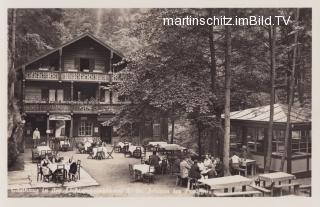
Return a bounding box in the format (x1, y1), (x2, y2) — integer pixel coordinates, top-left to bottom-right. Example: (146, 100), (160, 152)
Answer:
(132, 147), (142, 158)
(32, 150), (40, 163)
(114, 144), (121, 153)
(54, 164), (66, 184)
(36, 163), (43, 181)
(40, 150), (47, 160)
(106, 147), (114, 159)
(143, 165), (155, 184)
(123, 144), (130, 157)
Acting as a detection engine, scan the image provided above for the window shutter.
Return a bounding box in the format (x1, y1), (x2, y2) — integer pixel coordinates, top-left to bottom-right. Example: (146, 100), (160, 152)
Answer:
(74, 57), (80, 70)
(89, 58), (95, 71)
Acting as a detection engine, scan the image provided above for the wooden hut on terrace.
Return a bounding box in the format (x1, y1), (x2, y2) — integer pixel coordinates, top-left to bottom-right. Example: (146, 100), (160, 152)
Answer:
(226, 103), (311, 177)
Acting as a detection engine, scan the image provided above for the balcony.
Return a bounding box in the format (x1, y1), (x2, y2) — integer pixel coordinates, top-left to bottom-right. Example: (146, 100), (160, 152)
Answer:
(24, 70), (132, 83)
(23, 101), (124, 114)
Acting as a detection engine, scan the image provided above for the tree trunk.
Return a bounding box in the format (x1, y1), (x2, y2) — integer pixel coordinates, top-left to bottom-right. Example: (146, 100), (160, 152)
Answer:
(265, 23), (276, 173)
(198, 122), (202, 158)
(170, 104), (175, 144)
(208, 12), (218, 155)
(223, 8), (231, 176)
(280, 9), (300, 172)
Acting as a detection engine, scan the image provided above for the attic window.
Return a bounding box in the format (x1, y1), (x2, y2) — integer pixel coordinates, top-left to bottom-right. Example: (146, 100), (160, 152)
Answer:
(80, 58), (90, 72)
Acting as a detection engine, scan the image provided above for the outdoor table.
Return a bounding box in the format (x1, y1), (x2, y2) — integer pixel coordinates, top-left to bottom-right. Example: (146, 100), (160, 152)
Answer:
(240, 159), (256, 176)
(118, 142), (132, 148)
(36, 146), (52, 153)
(148, 141), (168, 147)
(47, 163), (71, 173)
(198, 175), (252, 194)
(160, 144), (187, 152)
(92, 146), (108, 158)
(258, 172), (296, 196)
(133, 164), (155, 174)
(258, 172), (296, 186)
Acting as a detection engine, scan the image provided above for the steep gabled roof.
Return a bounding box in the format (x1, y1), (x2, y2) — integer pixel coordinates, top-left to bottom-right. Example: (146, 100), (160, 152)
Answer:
(225, 104), (311, 123)
(17, 32), (124, 69)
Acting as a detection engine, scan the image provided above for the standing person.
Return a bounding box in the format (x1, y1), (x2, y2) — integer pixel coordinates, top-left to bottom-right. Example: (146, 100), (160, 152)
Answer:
(33, 128), (41, 148)
(149, 151), (161, 174)
(189, 160), (202, 189)
(179, 157), (191, 187)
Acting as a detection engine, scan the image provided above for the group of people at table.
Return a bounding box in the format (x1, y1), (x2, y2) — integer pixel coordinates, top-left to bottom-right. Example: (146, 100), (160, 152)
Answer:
(39, 153), (79, 183)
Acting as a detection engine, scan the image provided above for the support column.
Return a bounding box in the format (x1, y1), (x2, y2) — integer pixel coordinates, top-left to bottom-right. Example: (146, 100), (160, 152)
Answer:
(110, 51), (113, 73)
(70, 81), (74, 101)
(70, 114), (73, 138)
(287, 125), (293, 173)
(97, 82), (101, 102)
(46, 113), (50, 145)
(59, 48), (62, 81)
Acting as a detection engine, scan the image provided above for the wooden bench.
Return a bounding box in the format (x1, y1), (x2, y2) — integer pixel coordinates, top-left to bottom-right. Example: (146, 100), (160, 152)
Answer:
(299, 184), (311, 196)
(249, 184), (271, 196)
(274, 183), (301, 196)
(213, 190), (262, 197)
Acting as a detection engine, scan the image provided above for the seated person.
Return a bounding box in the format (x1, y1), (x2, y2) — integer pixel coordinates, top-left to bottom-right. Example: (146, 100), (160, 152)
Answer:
(50, 154), (62, 163)
(207, 167), (217, 178)
(40, 155), (52, 182)
(203, 154), (213, 168)
(213, 158), (223, 177)
(188, 160), (202, 189)
(230, 152), (241, 175)
(149, 151), (161, 173)
(180, 157), (191, 187)
(197, 160), (208, 178)
(68, 162), (78, 181)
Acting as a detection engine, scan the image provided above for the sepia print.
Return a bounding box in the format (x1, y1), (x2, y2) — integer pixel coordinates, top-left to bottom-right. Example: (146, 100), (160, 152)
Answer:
(7, 8), (312, 198)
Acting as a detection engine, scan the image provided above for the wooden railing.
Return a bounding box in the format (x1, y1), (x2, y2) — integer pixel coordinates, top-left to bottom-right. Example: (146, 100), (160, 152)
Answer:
(25, 70), (132, 82)
(23, 102), (123, 114)
(24, 71), (59, 81)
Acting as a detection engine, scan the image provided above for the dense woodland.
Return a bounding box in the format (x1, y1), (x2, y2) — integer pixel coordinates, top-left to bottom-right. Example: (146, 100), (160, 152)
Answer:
(8, 9), (311, 174)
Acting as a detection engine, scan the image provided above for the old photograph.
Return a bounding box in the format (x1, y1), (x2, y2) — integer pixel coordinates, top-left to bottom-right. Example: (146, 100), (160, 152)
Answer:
(7, 8), (312, 198)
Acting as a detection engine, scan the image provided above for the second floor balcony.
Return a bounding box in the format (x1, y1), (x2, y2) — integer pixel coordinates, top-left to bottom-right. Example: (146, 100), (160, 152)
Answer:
(23, 101), (126, 114)
(24, 70), (132, 83)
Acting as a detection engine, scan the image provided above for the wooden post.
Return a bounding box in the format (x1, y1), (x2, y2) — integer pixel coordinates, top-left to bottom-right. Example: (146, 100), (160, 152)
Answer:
(70, 81), (74, 101)
(46, 114), (50, 145)
(97, 82), (101, 102)
(59, 48), (62, 81)
(70, 115), (73, 138)
(287, 124), (293, 173)
(110, 51), (113, 73)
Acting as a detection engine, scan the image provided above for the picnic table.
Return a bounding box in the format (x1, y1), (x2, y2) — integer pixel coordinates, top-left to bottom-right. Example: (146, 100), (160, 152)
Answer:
(258, 172), (297, 196)
(240, 159), (256, 176)
(197, 175), (256, 196)
(133, 164), (155, 174)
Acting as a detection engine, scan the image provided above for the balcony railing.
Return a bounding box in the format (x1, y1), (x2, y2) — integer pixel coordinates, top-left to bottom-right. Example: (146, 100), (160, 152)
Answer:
(25, 71), (59, 81)
(61, 72), (111, 82)
(23, 102), (123, 114)
(24, 70), (133, 83)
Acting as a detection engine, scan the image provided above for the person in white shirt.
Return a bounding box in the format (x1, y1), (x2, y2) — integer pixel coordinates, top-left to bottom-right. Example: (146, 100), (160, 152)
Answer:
(203, 154), (213, 168)
(230, 153), (241, 175)
(32, 128), (41, 148)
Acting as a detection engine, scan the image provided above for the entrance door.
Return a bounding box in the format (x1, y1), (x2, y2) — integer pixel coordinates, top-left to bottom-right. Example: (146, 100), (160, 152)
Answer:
(100, 126), (112, 144)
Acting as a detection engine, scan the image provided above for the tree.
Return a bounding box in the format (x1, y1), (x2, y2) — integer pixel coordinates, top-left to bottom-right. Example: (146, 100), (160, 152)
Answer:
(223, 8), (232, 176)
(280, 9), (300, 171)
(265, 22), (277, 172)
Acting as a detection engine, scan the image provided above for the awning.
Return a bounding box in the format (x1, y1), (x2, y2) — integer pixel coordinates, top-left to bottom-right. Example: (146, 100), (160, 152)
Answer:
(49, 115), (71, 121)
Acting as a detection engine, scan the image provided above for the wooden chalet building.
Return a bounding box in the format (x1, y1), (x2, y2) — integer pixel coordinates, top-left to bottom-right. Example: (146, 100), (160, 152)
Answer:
(15, 33), (168, 147)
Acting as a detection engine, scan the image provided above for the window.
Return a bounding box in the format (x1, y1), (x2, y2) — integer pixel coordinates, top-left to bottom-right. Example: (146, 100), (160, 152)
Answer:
(272, 130), (285, 154)
(292, 129), (311, 154)
(246, 127), (265, 153)
(79, 121), (93, 136)
(80, 58), (90, 71)
(153, 123), (160, 137)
